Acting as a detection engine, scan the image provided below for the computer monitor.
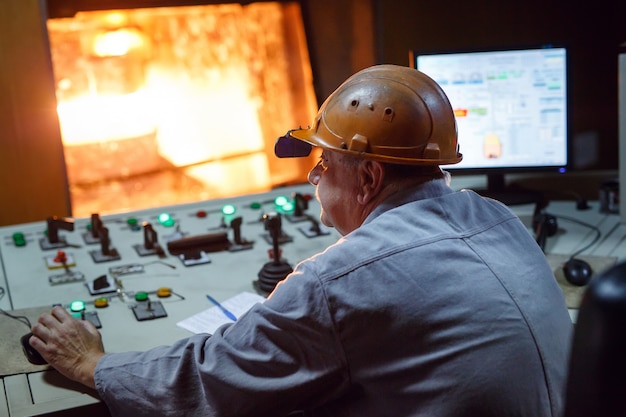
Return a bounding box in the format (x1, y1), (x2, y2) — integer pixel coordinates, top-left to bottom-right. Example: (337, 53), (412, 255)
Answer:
(412, 45), (569, 205)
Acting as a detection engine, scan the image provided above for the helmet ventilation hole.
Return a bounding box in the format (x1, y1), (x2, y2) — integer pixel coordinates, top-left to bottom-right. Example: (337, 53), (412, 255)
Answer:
(382, 107), (394, 122)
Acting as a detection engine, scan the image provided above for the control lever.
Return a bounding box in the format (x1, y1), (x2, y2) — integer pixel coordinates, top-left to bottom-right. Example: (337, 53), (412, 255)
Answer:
(256, 213), (293, 294)
(228, 216), (254, 251)
(83, 213), (103, 244)
(90, 213), (103, 238)
(297, 213), (330, 238)
(284, 192), (310, 223)
(292, 192), (309, 217)
(46, 216), (74, 244)
(40, 216), (76, 250)
(89, 226), (121, 262)
(133, 222), (165, 257)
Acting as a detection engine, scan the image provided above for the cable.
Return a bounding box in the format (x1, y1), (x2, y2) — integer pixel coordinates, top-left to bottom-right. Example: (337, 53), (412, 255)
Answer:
(0, 286), (32, 329)
(553, 213), (602, 259)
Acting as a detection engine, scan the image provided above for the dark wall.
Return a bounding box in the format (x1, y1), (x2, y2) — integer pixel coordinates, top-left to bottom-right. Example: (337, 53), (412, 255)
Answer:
(373, 0), (626, 171)
(304, 0), (625, 171)
(301, 0), (376, 105)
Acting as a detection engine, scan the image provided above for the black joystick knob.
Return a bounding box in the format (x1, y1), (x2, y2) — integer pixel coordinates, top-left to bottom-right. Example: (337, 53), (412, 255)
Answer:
(257, 213), (293, 293)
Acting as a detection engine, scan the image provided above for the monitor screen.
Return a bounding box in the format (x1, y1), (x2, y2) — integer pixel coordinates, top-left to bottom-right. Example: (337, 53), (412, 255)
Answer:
(413, 45), (568, 203)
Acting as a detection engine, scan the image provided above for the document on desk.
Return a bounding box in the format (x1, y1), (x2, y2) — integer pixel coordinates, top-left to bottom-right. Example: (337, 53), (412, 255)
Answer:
(176, 292), (266, 334)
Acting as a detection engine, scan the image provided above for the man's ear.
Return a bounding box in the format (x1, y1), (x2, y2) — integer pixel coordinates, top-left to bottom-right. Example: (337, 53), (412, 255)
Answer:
(356, 160), (385, 205)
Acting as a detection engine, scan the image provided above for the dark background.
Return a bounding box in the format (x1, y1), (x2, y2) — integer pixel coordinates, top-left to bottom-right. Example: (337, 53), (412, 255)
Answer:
(302, 0), (626, 172)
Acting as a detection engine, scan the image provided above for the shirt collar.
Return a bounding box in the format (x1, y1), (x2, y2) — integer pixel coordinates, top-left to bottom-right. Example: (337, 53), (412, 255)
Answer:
(364, 178), (454, 225)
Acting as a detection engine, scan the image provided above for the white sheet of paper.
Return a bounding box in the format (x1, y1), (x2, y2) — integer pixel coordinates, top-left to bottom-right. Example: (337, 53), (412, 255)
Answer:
(176, 292), (266, 334)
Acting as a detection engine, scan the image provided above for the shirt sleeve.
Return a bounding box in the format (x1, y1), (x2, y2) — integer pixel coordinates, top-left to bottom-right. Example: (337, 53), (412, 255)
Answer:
(94, 266), (349, 417)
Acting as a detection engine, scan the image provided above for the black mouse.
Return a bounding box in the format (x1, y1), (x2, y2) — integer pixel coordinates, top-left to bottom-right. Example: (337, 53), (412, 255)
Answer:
(20, 332), (47, 365)
(563, 258), (593, 286)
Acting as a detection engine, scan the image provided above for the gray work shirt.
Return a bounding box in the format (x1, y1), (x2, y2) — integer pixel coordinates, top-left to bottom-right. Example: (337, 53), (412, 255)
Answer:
(95, 179), (573, 416)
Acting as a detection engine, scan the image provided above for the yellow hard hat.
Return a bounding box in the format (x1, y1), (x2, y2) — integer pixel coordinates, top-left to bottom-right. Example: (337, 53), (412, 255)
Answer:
(275, 64), (462, 165)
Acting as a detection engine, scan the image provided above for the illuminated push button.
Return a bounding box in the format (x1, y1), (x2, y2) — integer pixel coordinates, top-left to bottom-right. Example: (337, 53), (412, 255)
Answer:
(156, 287), (171, 298)
(94, 297), (109, 308)
(12, 232), (26, 247)
(274, 195), (289, 208)
(279, 201), (295, 214)
(69, 300), (86, 313)
(274, 195), (294, 214)
(222, 204), (236, 216)
(222, 204), (237, 226)
(157, 213), (175, 227)
(135, 291), (149, 302)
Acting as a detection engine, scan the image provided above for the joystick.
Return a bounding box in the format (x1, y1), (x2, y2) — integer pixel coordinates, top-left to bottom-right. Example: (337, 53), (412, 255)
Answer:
(256, 213), (293, 293)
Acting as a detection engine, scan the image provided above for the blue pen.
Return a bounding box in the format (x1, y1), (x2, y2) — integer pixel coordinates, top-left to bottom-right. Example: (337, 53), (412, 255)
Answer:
(206, 294), (237, 321)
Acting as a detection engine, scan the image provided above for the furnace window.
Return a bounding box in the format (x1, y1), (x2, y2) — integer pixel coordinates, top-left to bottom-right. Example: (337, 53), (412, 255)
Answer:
(47, 2), (317, 217)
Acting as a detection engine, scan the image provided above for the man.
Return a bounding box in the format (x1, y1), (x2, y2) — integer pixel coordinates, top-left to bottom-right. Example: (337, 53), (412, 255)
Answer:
(31, 65), (572, 416)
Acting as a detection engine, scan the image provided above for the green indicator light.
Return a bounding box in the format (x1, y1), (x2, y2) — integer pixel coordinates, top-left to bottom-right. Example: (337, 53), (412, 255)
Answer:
(280, 202), (295, 214)
(127, 217), (138, 226)
(12, 232), (26, 247)
(274, 196), (289, 207)
(250, 202), (262, 210)
(69, 300), (85, 312)
(157, 213), (175, 227)
(221, 204), (237, 227)
(135, 291), (149, 302)
(222, 204), (236, 216)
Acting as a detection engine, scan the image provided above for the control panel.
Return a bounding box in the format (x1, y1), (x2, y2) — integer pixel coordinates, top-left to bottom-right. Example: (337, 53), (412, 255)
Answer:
(0, 184), (339, 354)
(3, 181), (626, 417)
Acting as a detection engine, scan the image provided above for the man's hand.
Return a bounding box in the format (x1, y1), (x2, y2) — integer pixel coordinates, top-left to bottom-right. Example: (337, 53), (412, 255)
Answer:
(30, 306), (105, 389)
